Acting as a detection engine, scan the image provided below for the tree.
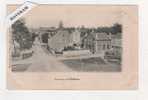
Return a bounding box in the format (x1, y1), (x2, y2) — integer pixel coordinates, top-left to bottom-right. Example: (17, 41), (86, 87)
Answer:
(111, 23), (122, 34)
(11, 19), (33, 50)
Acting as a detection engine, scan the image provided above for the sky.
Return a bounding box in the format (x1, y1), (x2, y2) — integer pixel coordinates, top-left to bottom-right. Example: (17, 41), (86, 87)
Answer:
(7, 5), (126, 28)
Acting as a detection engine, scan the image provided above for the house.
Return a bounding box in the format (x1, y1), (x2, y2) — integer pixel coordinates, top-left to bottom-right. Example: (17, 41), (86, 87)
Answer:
(104, 34), (122, 62)
(38, 27), (57, 43)
(111, 38), (122, 59)
(95, 32), (112, 53)
(83, 32), (112, 54)
(82, 33), (95, 53)
(72, 30), (81, 45)
(48, 29), (81, 53)
(48, 29), (72, 52)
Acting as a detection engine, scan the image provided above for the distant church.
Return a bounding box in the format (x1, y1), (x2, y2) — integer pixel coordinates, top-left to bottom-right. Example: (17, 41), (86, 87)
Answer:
(58, 21), (64, 29)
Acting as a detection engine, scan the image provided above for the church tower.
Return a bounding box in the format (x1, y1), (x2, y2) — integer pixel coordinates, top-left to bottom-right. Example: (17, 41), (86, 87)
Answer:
(58, 20), (63, 29)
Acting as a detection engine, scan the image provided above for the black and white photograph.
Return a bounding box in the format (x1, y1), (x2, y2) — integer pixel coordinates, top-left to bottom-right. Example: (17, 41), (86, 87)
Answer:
(9, 5), (122, 72)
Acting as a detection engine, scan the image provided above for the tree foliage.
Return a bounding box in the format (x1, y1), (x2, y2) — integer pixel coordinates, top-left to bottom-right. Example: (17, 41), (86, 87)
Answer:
(96, 23), (122, 34)
(80, 23), (122, 38)
(12, 19), (33, 50)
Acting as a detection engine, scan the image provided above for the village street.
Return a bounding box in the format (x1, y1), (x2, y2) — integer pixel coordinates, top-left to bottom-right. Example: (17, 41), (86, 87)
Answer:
(12, 40), (121, 72)
(12, 37), (121, 72)
(12, 38), (72, 72)
(28, 44), (73, 72)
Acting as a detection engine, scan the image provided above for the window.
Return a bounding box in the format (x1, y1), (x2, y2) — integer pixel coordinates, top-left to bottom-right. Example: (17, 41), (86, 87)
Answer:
(107, 44), (110, 49)
(103, 44), (106, 50)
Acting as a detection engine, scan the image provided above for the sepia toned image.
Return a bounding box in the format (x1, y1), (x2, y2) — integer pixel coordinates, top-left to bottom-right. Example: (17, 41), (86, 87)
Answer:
(7, 4), (138, 90)
(9, 5), (122, 72)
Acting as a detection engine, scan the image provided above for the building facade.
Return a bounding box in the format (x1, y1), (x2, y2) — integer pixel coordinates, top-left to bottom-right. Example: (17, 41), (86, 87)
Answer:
(83, 32), (112, 54)
(111, 38), (122, 59)
(48, 29), (81, 53)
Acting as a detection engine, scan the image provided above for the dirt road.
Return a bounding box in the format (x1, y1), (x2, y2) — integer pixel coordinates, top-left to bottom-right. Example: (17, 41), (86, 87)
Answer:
(26, 42), (72, 72)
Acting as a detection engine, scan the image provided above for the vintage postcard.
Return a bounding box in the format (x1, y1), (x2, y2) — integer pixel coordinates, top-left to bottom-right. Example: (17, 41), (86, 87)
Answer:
(7, 3), (138, 90)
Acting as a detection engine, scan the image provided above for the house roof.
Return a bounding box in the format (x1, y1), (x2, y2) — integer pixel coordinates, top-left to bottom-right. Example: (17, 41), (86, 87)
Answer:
(96, 33), (109, 40)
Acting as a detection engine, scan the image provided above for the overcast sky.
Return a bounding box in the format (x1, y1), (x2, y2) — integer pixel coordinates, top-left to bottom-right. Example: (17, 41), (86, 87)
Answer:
(7, 5), (125, 28)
